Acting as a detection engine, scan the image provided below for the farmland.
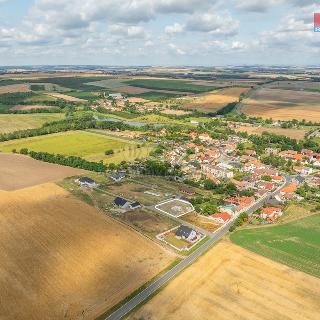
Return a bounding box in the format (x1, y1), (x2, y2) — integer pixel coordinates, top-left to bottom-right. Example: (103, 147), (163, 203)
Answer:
(0, 84), (30, 94)
(0, 113), (65, 133)
(45, 92), (87, 102)
(0, 130), (153, 164)
(230, 214), (320, 277)
(241, 88), (320, 121)
(125, 79), (215, 93)
(0, 153), (84, 191)
(129, 241), (320, 320)
(234, 124), (308, 140)
(0, 183), (173, 320)
(180, 87), (248, 113)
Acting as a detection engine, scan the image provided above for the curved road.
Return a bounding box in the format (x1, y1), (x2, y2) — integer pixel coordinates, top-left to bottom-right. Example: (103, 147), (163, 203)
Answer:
(103, 177), (288, 320)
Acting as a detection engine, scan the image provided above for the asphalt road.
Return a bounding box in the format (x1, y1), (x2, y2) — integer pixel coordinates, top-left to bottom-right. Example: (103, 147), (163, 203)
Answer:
(103, 177), (288, 320)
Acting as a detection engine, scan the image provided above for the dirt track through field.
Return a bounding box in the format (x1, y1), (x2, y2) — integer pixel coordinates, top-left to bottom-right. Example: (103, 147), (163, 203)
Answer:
(0, 153), (84, 190)
(0, 183), (173, 320)
(129, 241), (320, 320)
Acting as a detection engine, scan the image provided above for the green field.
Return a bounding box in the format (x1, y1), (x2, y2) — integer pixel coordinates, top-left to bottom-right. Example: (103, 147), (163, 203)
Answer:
(125, 79), (215, 93)
(0, 113), (65, 133)
(230, 214), (320, 277)
(0, 130), (153, 164)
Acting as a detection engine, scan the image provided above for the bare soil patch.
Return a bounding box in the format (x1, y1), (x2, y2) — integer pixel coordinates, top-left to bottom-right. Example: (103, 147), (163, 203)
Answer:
(0, 153), (84, 191)
(234, 124), (308, 140)
(242, 88), (320, 121)
(0, 84), (30, 94)
(129, 241), (320, 320)
(0, 183), (173, 320)
(181, 212), (220, 232)
(161, 109), (191, 116)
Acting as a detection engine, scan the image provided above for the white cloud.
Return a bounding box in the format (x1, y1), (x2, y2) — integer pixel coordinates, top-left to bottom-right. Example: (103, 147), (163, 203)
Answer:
(236, 0), (283, 12)
(168, 43), (186, 55)
(186, 12), (239, 36)
(165, 23), (184, 35)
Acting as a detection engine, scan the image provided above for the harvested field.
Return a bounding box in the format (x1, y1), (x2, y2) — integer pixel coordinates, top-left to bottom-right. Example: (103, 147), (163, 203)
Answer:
(242, 88), (320, 121)
(0, 113), (65, 133)
(11, 105), (56, 111)
(234, 124), (308, 140)
(0, 84), (30, 94)
(182, 87), (248, 112)
(0, 153), (84, 191)
(129, 241), (320, 320)
(161, 109), (191, 116)
(45, 92), (87, 102)
(0, 183), (173, 320)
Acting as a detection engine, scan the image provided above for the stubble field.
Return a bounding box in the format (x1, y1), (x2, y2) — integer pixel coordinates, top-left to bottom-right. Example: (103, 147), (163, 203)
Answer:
(234, 124), (308, 140)
(0, 183), (173, 320)
(129, 241), (320, 320)
(0, 153), (84, 191)
(181, 87), (248, 112)
(241, 88), (320, 121)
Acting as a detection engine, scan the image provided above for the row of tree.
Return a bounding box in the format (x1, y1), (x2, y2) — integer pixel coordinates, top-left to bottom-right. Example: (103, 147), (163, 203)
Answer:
(18, 148), (107, 172)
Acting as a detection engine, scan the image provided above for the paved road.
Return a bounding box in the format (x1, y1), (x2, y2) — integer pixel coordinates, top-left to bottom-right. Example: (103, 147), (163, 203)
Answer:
(102, 177), (288, 320)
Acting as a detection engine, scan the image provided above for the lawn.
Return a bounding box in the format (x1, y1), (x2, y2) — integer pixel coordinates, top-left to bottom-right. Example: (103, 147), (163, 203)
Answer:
(0, 130), (153, 164)
(0, 113), (65, 133)
(230, 214), (320, 277)
(125, 79), (214, 93)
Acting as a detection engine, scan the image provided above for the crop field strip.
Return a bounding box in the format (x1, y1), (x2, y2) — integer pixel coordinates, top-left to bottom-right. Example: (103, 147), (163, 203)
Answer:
(230, 214), (320, 278)
(0, 130), (153, 164)
(0, 113), (65, 133)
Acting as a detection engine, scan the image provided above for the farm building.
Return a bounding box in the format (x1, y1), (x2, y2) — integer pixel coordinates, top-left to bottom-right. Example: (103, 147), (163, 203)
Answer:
(109, 93), (123, 99)
(175, 226), (196, 241)
(77, 177), (98, 188)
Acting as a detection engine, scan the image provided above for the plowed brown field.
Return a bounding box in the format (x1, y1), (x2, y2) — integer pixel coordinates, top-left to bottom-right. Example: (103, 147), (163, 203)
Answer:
(0, 183), (173, 320)
(129, 241), (320, 320)
(0, 153), (84, 191)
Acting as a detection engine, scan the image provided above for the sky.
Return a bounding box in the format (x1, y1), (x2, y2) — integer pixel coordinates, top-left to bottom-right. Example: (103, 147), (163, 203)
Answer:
(0, 0), (319, 66)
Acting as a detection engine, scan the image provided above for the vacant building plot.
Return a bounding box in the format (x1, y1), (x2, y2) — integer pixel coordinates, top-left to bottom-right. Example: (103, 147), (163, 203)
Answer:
(115, 208), (179, 238)
(181, 87), (248, 113)
(0, 130), (151, 164)
(129, 241), (320, 320)
(0, 84), (30, 94)
(45, 92), (87, 102)
(241, 88), (320, 121)
(105, 182), (167, 206)
(0, 153), (84, 191)
(234, 124), (308, 140)
(0, 183), (173, 320)
(181, 212), (220, 232)
(0, 113), (65, 133)
(230, 214), (320, 278)
(155, 199), (194, 218)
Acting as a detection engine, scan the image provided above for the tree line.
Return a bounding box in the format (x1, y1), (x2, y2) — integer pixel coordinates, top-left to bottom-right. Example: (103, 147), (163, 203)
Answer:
(18, 148), (106, 172)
